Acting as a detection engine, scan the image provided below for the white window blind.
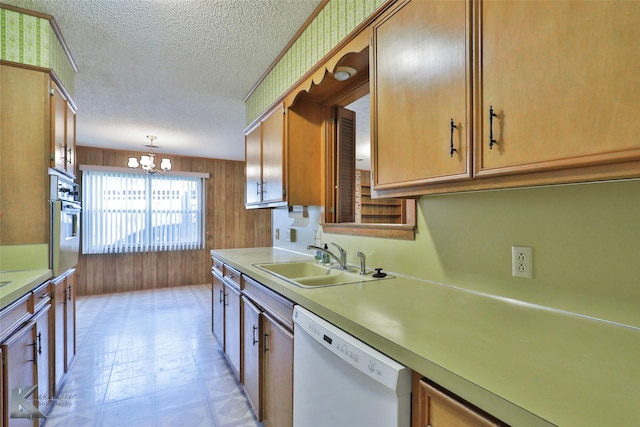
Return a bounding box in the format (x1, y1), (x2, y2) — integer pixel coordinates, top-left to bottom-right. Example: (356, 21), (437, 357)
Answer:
(82, 170), (205, 254)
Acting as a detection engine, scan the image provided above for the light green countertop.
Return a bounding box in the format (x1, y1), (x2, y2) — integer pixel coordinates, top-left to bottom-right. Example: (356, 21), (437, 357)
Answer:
(0, 269), (52, 310)
(211, 247), (640, 427)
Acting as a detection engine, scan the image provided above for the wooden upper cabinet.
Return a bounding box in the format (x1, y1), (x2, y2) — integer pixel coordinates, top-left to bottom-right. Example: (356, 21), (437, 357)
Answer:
(245, 103), (285, 207)
(65, 102), (77, 178)
(244, 99), (322, 208)
(261, 105), (285, 204)
(476, 0), (640, 177)
(51, 82), (67, 173)
(50, 80), (76, 179)
(371, 0), (471, 193)
(245, 121), (263, 206)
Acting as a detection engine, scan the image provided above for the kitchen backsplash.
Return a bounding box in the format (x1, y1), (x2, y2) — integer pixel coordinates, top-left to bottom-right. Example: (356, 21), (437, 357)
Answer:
(273, 179), (640, 327)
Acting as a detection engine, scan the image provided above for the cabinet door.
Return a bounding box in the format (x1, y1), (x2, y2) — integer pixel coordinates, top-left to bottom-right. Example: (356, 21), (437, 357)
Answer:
(242, 296), (262, 420)
(52, 278), (65, 392)
(260, 105), (285, 204)
(245, 121), (262, 206)
(413, 376), (500, 427)
(211, 272), (225, 349)
(223, 282), (241, 379)
(477, 1), (640, 177)
(0, 65), (49, 246)
(372, 0), (471, 191)
(262, 313), (293, 427)
(50, 82), (67, 173)
(2, 322), (38, 427)
(64, 103), (76, 178)
(32, 306), (51, 415)
(64, 271), (76, 371)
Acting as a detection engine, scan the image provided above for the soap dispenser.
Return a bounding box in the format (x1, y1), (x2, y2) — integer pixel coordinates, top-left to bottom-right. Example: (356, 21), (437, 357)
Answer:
(313, 230), (323, 264)
(321, 243), (331, 265)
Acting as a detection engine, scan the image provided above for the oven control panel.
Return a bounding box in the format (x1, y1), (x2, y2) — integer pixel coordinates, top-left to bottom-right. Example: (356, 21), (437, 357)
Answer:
(50, 168), (79, 202)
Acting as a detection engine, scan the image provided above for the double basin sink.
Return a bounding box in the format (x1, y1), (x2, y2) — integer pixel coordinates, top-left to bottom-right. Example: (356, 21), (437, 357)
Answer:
(253, 260), (392, 288)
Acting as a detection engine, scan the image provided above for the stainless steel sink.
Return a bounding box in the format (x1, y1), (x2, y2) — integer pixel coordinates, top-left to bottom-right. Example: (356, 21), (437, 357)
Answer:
(253, 260), (391, 288)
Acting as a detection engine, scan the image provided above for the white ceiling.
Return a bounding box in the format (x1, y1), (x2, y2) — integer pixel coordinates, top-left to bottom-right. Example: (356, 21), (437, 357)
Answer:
(4, 0), (323, 161)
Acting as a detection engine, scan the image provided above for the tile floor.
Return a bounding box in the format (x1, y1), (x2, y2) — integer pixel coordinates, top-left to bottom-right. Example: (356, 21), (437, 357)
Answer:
(42, 285), (262, 427)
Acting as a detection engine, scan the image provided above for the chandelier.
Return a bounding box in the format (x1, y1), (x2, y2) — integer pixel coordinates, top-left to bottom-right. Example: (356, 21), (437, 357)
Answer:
(127, 135), (172, 174)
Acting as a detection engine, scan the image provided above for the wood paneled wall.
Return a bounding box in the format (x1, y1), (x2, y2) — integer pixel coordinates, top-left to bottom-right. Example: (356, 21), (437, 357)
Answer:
(75, 146), (272, 296)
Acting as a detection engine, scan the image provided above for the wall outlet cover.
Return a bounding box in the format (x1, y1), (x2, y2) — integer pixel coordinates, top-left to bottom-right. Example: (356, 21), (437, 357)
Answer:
(512, 246), (533, 279)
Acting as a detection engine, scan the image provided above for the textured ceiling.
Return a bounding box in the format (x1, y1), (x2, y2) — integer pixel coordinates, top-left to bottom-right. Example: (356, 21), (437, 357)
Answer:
(4, 0), (323, 161)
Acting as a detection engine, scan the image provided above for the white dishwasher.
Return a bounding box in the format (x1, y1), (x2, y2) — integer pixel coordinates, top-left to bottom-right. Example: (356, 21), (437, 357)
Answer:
(293, 306), (411, 427)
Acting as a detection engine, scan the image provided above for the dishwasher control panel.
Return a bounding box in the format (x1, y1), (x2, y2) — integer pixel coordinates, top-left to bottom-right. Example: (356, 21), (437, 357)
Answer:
(293, 305), (410, 391)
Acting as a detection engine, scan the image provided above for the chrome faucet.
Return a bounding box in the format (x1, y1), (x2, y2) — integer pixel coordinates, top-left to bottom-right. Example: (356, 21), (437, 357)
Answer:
(356, 251), (366, 275)
(306, 242), (348, 270)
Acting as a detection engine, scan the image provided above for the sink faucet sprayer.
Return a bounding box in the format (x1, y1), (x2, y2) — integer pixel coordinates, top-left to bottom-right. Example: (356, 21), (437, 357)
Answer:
(306, 242), (348, 270)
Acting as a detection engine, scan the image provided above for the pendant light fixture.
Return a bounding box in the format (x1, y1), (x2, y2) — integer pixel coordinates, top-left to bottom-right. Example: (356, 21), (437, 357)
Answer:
(127, 135), (172, 174)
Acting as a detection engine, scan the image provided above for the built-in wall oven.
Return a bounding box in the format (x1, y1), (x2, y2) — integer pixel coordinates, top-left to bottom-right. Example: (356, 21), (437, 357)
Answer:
(50, 169), (81, 276)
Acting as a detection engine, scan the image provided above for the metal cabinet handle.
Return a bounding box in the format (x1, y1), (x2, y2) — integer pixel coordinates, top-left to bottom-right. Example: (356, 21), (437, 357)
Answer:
(37, 332), (42, 355)
(489, 106), (498, 150)
(218, 289), (224, 304)
(252, 325), (258, 346)
(450, 118), (458, 157)
(262, 181), (267, 197)
(66, 285), (72, 301)
(264, 332), (269, 352)
(29, 339), (38, 363)
(256, 181), (261, 196)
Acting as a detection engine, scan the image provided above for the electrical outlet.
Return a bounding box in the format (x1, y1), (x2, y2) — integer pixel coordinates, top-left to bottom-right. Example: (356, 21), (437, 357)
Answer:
(512, 246), (533, 279)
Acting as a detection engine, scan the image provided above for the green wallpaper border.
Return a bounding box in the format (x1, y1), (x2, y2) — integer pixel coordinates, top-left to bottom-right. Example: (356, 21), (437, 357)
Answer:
(0, 7), (75, 97)
(246, 0), (385, 125)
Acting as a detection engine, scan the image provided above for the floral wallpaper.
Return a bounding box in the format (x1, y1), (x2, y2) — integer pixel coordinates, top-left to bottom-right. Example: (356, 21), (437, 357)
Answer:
(0, 7), (76, 97)
(245, 0), (385, 124)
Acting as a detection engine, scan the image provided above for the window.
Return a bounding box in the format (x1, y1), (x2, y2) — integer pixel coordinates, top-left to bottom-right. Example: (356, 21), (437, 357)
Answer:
(82, 170), (205, 254)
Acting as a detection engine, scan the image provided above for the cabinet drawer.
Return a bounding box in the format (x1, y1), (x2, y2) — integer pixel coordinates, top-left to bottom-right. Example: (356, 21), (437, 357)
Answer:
(212, 257), (224, 276)
(31, 281), (52, 313)
(243, 275), (294, 330)
(223, 265), (242, 289)
(0, 293), (31, 341)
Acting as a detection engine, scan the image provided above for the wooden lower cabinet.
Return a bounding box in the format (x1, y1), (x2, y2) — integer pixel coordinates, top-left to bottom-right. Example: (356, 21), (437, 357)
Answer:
(412, 373), (504, 427)
(211, 262), (242, 380)
(0, 273), (75, 426)
(32, 306), (51, 420)
(211, 256), (294, 426)
(223, 281), (241, 379)
(242, 296), (262, 419)
(51, 269), (76, 393)
(211, 270), (225, 348)
(64, 273), (76, 377)
(2, 321), (38, 427)
(262, 312), (293, 427)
